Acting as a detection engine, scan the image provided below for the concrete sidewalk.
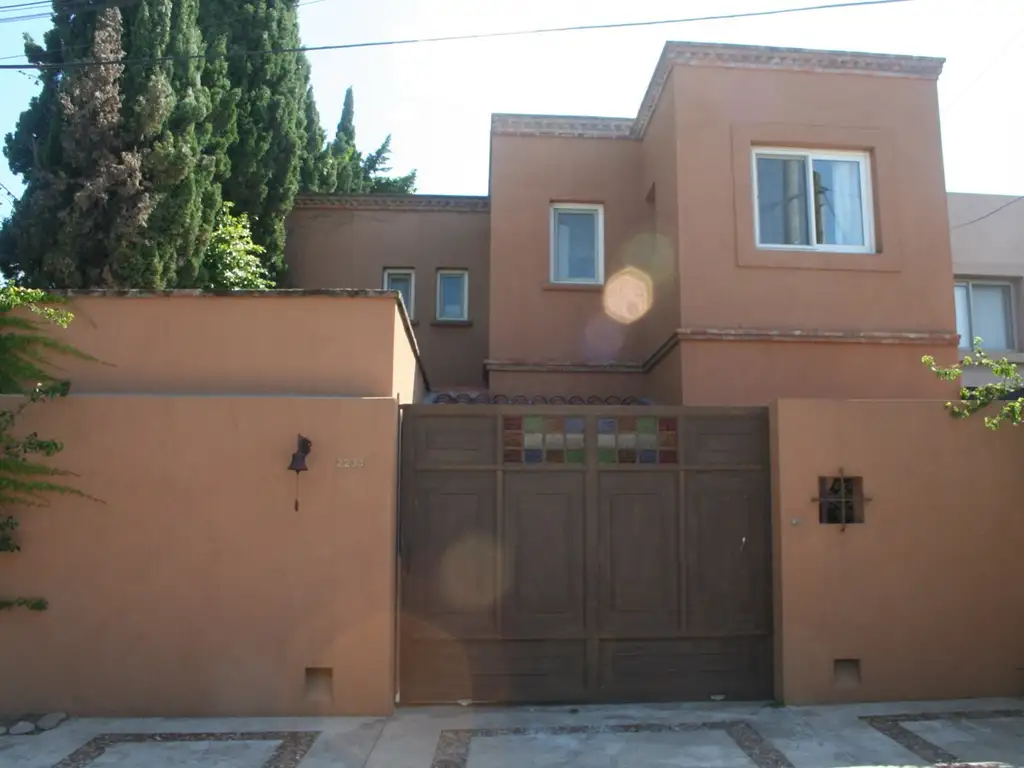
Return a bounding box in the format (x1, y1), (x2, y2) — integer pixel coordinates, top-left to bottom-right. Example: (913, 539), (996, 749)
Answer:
(1, 697), (1021, 767)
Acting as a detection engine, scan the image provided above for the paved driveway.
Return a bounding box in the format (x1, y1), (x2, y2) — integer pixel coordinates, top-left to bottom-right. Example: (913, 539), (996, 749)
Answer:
(1, 697), (1021, 767)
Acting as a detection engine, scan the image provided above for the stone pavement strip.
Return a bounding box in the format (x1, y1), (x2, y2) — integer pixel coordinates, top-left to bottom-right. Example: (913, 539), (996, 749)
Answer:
(0, 697), (1021, 768)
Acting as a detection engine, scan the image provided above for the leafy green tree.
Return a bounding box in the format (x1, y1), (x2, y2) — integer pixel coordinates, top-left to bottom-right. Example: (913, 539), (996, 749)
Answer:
(0, 286), (92, 612)
(200, 202), (272, 291)
(923, 338), (1024, 429)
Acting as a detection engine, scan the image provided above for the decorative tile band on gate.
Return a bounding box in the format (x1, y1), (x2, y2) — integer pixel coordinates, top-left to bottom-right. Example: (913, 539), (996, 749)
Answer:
(597, 416), (678, 464)
(503, 415), (586, 464)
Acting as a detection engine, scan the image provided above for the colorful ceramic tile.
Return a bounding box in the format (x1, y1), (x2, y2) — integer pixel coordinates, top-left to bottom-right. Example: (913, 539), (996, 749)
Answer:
(617, 432), (637, 449)
(565, 417), (585, 434)
(566, 433), (585, 450)
(618, 449), (637, 463)
(637, 432), (658, 450)
(524, 432), (543, 449)
(545, 433), (565, 449)
(503, 432), (524, 448)
(503, 416), (522, 431)
(503, 449), (522, 463)
(546, 449), (565, 463)
(639, 449), (658, 464)
(597, 447), (617, 464)
(659, 417), (677, 432)
(523, 415), (544, 432)
(658, 430), (677, 448)
(524, 448), (543, 463)
(566, 449), (586, 464)
(658, 450), (678, 464)
(618, 416), (636, 431)
(597, 417), (617, 434)
(597, 432), (616, 449)
(544, 417), (564, 433)
(637, 416), (658, 434)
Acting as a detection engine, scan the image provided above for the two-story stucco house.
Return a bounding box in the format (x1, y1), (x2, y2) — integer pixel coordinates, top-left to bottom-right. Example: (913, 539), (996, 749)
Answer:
(286, 41), (958, 406)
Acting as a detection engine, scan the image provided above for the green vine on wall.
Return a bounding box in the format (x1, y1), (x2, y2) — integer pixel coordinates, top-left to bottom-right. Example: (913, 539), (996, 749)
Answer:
(922, 337), (1024, 429)
(0, 286), (93, 612)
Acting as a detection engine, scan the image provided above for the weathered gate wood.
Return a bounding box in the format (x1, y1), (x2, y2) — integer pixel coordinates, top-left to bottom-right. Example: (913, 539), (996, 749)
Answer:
(398, 405), (772, 705)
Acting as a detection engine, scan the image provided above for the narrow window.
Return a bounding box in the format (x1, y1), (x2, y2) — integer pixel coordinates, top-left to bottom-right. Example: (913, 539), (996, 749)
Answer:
(817, 476), (865, 525)
(384, 269), (415, 319)
(753, 149), (873, 253)
(954, 280), (1015, 351)
(436, 270), (468, 321)
(551, 203), (604, 284)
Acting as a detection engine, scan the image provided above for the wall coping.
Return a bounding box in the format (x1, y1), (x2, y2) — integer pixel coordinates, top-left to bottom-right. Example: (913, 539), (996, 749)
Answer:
(59, 288), (432, 393)
(293, 194), (489, 212)
(491, 41), (945, 142)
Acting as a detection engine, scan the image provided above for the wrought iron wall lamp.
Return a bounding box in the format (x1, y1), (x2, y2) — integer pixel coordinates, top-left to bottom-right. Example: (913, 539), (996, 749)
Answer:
(288, 434), (312, 511)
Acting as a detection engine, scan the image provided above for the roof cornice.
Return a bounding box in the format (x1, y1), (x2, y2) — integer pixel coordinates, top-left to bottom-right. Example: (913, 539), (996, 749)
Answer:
(491, 113), (635, 141)
(294, 194), (489, 212)
(632, 41), (945, 138)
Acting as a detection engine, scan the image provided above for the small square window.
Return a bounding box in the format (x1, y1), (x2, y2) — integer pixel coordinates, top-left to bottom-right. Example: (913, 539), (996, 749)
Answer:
(954, 280), (1015, 352)
(753, 149), (874, 254)
(551, 203), (604, 284)
(384, 269), (415, 319)
(436, 270), (468, 321)
(818, 476), (865, 525)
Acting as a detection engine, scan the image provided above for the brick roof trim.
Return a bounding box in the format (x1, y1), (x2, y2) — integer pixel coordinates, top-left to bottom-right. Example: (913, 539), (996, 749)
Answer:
(492, 41), (945, 142)
(293, 194), (489, 212)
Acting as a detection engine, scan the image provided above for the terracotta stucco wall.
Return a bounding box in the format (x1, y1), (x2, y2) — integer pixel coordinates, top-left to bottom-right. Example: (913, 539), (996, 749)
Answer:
(773, 399), (1024, 704)
(949, 192), (1024, 279)
(52, 294), (408, 397)
(286, 205), (490, 389)
(488, 135), (646, 367)
(680, 342), (954, 406)
(636, 71), (682, 377)
(0, 395), (399, 717)
(670, 65), (956, 403)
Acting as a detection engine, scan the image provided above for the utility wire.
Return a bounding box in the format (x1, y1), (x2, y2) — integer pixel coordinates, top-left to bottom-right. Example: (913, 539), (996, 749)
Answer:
(944, 24), (1024, 111)
(950, 196), (1024, 230)
(0, 0), (327, 59)
(0, 0), (919, 71)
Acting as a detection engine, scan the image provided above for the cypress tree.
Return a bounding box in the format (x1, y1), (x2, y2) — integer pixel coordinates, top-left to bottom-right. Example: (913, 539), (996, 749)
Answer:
(213, 0), (307, 280)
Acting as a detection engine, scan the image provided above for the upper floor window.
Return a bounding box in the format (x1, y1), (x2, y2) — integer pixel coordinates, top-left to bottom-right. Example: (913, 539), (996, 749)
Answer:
(954, 280), (1015, 351)
(550, 203), (604, 284)
(753, 148), (874, 254)
(384, 268), (415, 319)
(436, 270), (468, 321)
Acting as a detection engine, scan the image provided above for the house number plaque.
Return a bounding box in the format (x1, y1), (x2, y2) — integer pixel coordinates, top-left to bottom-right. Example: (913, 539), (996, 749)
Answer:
(336, 458), (365, 468)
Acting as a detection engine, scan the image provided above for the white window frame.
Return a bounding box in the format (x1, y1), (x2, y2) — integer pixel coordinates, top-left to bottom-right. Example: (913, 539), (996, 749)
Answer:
(954, 279), (1016, 352)
(383, 268), (415, 319)
(435, 269), (469, 322)
(549, 203), (605, 285)
(751, 147), (875, 254)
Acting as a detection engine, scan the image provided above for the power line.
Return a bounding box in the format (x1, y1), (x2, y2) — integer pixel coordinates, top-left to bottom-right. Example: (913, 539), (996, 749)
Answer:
(951, 196), (1024, 230)
(0, 0), (327, 60)
(944, 24), (1024, 111)
(0, 0), (919, 71)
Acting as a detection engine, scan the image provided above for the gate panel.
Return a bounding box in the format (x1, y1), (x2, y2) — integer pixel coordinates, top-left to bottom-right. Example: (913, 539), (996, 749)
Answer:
(597, 472), (680, 635)
(502, 472), (586, 637)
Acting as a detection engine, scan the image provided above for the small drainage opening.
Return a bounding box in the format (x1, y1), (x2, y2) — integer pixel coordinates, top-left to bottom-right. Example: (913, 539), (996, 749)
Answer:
(304, 667), (333, 703)
(833, 658), (862, 689)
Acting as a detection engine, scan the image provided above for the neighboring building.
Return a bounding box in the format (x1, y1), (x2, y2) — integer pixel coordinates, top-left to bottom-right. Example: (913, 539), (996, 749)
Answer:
(287, 41), (959, 405)
(948, 192), (1024, 385)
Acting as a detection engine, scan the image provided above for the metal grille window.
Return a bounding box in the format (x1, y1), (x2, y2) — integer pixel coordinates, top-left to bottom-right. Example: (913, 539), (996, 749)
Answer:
(817, 475), (865, 526)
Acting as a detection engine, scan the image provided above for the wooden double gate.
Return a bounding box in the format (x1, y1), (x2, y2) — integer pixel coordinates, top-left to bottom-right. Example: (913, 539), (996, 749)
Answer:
(398, 405), (773, 704)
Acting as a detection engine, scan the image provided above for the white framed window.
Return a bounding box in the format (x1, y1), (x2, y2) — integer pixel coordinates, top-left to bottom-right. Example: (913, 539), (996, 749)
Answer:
(752, 148), (874, 254)
(436, 269), (468, 321)
(550, 203), (604, 284)
(954, 280), (1015, 351)
(384, 268), (415, 318)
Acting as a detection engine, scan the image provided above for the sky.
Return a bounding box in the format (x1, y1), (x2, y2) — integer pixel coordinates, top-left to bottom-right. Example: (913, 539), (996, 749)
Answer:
(0, 0), (1021, 216)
